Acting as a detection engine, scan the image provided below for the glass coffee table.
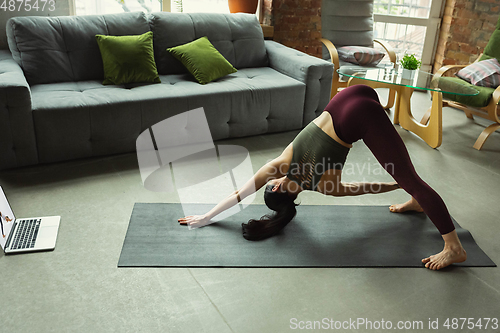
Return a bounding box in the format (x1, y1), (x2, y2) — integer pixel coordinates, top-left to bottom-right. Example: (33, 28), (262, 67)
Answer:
(337, 67), (479, 148)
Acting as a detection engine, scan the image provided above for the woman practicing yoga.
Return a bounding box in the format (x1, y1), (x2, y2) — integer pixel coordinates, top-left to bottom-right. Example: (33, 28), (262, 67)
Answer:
(178, 85), (467, 270)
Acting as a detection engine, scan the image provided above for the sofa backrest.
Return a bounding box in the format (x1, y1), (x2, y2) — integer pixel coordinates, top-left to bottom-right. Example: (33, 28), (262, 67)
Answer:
(150, 12), (268, 75)
(479, 14), (500, 62)
(322, 0), (374, 48)
(6, 12), (150, 85)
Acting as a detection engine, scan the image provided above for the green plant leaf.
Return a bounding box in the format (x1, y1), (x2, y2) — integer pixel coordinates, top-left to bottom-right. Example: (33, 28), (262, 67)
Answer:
(400, 53), (421, 70)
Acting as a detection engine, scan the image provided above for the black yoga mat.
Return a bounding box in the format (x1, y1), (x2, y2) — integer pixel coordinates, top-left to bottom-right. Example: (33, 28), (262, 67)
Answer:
(118, 203), (496, 268)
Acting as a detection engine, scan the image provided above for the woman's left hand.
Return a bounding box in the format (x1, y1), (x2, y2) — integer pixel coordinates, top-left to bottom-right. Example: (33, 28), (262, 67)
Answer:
(178, 214), (212, 229)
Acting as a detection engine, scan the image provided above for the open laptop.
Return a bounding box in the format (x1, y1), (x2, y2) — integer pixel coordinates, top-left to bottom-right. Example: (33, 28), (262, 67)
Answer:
(0, 186), (60, 254)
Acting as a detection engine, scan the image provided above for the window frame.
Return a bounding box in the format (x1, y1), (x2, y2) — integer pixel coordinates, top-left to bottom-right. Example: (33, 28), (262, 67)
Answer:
(373, 0), (445, 73)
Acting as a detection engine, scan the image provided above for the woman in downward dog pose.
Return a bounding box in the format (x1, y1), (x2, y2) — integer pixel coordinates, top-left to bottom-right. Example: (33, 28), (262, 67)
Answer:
(178, 85), (467, 270)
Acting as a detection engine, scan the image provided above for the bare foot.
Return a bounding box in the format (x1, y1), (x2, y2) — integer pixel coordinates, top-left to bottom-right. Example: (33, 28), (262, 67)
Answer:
(390, 197), (424, 213)
(422, 247), (467, 270)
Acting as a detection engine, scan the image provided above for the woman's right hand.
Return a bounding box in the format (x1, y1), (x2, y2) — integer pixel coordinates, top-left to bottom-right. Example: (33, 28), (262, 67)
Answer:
(177, 214), (212, 229)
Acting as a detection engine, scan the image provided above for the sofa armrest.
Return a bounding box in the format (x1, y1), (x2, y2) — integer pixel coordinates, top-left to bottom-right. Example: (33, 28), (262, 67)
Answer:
(265, 41), (334, 125)
(320, 38), (340, 73)
(434, 64), (467, 79)
(0, 50), (38, 170)
(374, 39), (397, 64)
(491, 85), (500, 123)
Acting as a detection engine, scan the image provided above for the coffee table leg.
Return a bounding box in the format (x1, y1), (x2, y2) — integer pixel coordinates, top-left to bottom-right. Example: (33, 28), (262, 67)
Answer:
(399, 88), (443, 148)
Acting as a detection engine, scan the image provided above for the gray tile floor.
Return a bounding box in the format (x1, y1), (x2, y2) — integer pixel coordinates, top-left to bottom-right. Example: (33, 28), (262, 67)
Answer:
(1, 90), (499, 333)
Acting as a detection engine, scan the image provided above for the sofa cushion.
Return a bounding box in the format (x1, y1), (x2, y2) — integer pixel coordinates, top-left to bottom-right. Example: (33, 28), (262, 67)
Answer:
(149, 12), (268, 75)
(30, 68), (304, 163)
(337, 46), (385, 66)
(439, 77), (495, 108)
(96, 31), (161, 85)
(6, 12), (150, 85)
(167, 37), (237, 84)
(456, 58), (500, 88)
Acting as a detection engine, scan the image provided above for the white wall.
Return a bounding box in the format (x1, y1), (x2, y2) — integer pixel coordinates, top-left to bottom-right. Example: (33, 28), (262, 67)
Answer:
(0, 0), (73, 50)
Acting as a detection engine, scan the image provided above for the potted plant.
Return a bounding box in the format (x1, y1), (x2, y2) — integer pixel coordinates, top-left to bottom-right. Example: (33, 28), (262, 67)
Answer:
(228, 0), (259, 14)
(400, 53), (421, 80)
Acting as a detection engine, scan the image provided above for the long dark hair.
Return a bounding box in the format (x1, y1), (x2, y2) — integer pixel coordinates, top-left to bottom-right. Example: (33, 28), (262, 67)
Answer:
(242, 184), (298, 241)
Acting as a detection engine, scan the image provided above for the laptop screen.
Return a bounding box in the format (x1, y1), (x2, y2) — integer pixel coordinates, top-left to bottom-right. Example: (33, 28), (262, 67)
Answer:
(0, 186), (16, 250)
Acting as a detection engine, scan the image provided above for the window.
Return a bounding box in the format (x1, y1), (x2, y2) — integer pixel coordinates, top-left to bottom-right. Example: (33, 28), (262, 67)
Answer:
(74, 0), (232, 15)
(374, 23), (427, 60)
(374, 0), (432, 18)
(75, 0), (163, 15)
(169, 0), (229, 13)
(373, 0), (444, 72)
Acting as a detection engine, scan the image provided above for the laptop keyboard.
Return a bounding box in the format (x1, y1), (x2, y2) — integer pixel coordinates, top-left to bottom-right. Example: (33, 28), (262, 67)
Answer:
(11, 219), (41, 250)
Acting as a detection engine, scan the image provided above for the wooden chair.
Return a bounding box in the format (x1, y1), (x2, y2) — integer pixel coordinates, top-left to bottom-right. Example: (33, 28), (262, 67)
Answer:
(320, 0), (397, 109)
(434, 15), (500, 150)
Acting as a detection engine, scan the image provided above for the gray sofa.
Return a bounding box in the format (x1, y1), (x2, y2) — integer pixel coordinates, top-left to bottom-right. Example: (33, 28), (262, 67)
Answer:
(0, 12), (333, 170)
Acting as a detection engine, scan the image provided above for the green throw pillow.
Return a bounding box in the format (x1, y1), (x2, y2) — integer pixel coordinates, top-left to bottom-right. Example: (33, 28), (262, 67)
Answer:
(167, 36), (237, 84)
(95, 31), (161, 85)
